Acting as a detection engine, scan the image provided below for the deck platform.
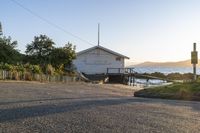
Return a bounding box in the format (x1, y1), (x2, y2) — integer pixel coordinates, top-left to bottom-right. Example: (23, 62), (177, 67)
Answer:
(106, 68), (135, 84)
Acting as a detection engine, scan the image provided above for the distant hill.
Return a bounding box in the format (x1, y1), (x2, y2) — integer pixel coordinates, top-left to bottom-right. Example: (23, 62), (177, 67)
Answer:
(130, 60), (200, 67)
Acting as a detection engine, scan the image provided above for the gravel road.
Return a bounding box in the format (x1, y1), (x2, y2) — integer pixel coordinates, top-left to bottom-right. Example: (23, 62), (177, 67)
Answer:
(0, 81), (200, 133)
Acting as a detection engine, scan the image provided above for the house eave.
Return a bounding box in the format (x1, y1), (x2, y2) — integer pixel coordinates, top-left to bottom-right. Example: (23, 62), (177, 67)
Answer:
(76, 45), (130, 59)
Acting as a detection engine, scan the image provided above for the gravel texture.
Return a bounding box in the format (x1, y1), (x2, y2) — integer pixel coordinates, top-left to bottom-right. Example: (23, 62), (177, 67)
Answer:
(0, 81), (200, 133)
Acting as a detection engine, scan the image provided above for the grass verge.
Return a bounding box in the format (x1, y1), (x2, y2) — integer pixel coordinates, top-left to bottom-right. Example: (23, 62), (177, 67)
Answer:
(134, 82), (200, 101)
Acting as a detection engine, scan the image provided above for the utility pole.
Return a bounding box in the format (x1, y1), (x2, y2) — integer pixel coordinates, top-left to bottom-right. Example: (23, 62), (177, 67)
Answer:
(0, 22), (2, 36)
(191, 43), (198, 81)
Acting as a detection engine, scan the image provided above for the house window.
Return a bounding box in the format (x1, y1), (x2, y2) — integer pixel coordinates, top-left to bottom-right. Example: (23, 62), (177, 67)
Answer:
(116, 57), (121, 61)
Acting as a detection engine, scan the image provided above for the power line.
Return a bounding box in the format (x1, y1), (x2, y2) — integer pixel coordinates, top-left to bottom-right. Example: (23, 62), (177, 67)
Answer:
(10, 0), (95, 46)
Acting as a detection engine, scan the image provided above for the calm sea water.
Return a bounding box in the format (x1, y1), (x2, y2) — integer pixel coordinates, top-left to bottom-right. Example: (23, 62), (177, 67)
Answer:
(128, 66), (198, 86)
(133, 66), (198, 74)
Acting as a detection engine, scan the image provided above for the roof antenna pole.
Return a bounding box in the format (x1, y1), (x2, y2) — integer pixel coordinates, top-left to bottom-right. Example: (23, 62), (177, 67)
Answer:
(98, 23), (100, 46)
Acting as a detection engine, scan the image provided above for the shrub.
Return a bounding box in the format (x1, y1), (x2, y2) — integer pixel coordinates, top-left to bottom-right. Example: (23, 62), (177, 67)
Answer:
(12, 71), (19, 80)
(24, 72), (32, 81)
(55, 64), (64, 75)
(182, 73), (193, 80)
(167, 73), (183, 80)
(15, 64), (25, 73)
(32, 65), (42, 74)
(45, 64), (55, 75)
(150, 72), (166, 79)
(24, 63), (32, 72)
(3, 63), (13, 71)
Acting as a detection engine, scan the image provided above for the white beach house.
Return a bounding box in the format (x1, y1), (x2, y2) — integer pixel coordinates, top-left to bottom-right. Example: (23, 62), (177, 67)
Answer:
(73, 45), (129, 74)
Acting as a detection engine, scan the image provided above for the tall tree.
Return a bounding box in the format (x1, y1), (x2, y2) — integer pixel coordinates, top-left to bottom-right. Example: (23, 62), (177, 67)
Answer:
(0, 36), (22, 64)
(50, 42), (76, 70)
(25, 35), (55, 64)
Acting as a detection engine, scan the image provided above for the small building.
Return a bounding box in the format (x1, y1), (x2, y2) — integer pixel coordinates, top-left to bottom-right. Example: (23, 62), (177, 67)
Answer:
(73, 45), (130, 75)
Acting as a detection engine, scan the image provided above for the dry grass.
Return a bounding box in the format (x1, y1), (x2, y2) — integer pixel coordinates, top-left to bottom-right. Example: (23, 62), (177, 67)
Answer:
(135, 82), (200, 101)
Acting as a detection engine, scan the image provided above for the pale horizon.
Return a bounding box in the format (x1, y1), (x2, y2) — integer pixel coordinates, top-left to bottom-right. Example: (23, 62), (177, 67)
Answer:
(125, 58), (193, 66)
(1, 0), (200, 62)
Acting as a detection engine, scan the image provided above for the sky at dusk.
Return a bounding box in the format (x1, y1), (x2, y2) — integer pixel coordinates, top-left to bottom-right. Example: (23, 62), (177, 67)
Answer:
(1, 0), (200, 63)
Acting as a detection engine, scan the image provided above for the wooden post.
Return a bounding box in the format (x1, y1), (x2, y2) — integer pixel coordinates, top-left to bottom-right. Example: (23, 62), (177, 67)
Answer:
(193, 64), (197, 81)
(191, 43), (198, 81)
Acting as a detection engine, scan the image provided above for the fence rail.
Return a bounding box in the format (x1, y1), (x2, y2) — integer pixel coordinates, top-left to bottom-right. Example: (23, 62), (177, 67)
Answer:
(0, 70), (78, 83)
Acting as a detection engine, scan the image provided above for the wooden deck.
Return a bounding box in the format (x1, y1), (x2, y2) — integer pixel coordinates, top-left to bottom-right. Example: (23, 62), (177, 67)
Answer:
(106, 67), (168, 84)
(106, 68), (135, 75)
(106, 68), (135, 84)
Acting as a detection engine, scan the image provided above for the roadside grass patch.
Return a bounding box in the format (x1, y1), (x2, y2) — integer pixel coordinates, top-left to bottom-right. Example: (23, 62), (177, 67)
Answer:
(134, 82), (200, 101)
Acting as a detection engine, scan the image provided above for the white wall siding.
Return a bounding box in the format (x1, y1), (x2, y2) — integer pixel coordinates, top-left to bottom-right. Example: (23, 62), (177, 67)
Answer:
(73, 48), (125, 74)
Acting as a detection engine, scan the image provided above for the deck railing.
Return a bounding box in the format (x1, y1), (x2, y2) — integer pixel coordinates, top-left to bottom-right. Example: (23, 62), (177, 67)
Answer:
(107, 68), (135, 74)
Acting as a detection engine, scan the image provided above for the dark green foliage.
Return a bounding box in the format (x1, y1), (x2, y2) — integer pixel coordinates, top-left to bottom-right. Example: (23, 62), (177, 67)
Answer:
(23, 55), (39, 65)
(0, 36), (22, 64)
(25, 35), (76, 74)
(150, 72), (166, 79)
(167, 73), (193, 80)
(0, 63), (42, 74)
(167, 73), (183, 80)
(143, 72), (193, 80)
(0, 34), (76, 74)
(25, 35), (55, 65)
(50, 42), (76, 70)
(0, 63), (13, 71)
(23, 64), (41, 74)
(32, 65), (42, 74)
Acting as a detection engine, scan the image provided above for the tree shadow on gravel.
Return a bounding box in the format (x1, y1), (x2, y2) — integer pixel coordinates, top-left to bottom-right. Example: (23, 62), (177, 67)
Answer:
(0, 97), (200, 123)
(0, 98), (76, 105)
(0, 95), (124, 106)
